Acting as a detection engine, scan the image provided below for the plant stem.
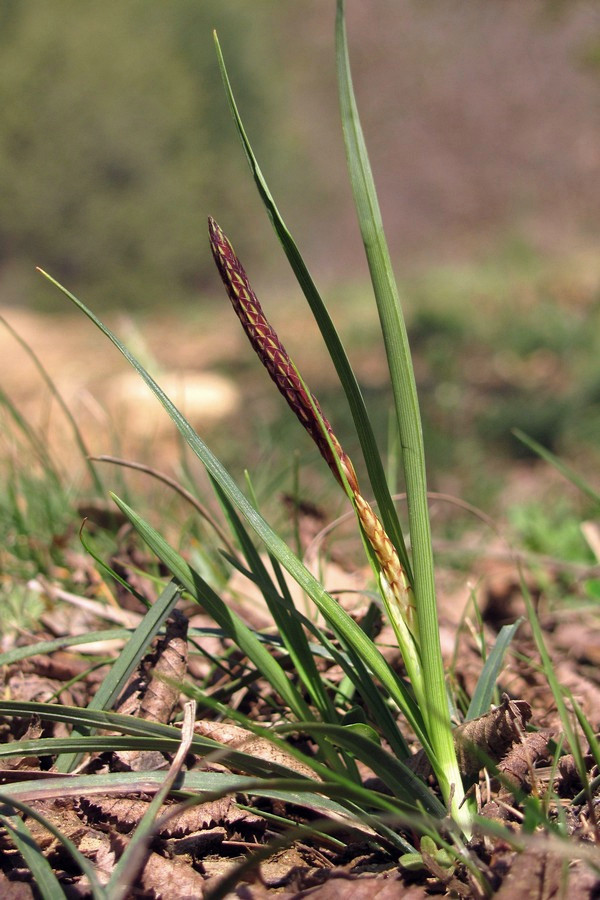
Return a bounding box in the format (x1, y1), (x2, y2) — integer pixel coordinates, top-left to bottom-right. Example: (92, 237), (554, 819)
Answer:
(335, 0), (468, 830)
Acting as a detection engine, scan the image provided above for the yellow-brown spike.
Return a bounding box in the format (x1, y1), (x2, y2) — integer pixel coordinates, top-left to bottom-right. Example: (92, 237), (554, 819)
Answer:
(353, 493), (416, 629)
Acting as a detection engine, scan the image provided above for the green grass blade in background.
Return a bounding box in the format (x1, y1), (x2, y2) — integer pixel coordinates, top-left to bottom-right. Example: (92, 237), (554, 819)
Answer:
(466, 619), (523, 720)
(0, 313), (104, 494)
(569, 695), (600, 806)
(109, 492), (316, 726)
(0, 811), (68, 900)
(0, 793), (105, 899)
(513, 428), (600, 506)
(54, 579), (181, 772)
(521, 577), (590, 804)
(0, 629), (132, 667)
(78, 523), (151, 610)
(335, 0), (464, 822)
(0, 385), (63, 486)
(214, 32), (412, 583)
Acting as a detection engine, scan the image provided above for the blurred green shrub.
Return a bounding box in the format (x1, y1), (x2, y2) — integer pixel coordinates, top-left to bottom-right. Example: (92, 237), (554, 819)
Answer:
(397, 248), (600, 494)
(0, 0), (280, 310)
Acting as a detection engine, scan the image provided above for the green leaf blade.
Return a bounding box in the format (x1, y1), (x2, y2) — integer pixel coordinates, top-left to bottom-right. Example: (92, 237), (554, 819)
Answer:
(213, 31), (412, 581)
(466, 619), (523, 721)
(335, 0), (465, 825)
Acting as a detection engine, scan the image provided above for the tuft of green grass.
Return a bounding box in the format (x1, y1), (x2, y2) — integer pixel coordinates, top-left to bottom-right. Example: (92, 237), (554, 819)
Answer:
(2, 3), (600, 894)
(35, 0), (473, 845)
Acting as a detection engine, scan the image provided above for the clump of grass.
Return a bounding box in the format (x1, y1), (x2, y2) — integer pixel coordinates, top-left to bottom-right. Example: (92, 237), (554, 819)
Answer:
(2, 2), (599, 895)
(34, 0), (472, 850)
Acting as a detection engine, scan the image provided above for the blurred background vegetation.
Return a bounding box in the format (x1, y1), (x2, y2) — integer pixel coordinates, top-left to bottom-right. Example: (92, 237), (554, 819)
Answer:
(3, 1), (600, 308)
(1, 0), (599, 533)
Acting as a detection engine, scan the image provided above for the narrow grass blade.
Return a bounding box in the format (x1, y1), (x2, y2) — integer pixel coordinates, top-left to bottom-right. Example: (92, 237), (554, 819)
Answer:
(0, 793), (105, 899)
(466, 619), (523, 720)
(520, 576), (590, 799)
(277, 721), (444, 817)
(110, 492), (315, 725)
(513, 428), (600, 506)
(0, 629), (132, 667)
(213, 32), (411, 581)
(0, 772), (368, 823)
(37, 271), (428, 746)
(0, 313), (104, 494)
(570, 695), (600, 806)
(335, 644), (412, 759)
(0, 810), (68, 900)
(214, 477), (341, 728)
(0, 384), (63, 485)
(78, 523), (150, 609)
(83, 580), (180, 712)
(0, 735), (198, 757)
(105, 701), (196, 900)
(54, 579), (181, 772)
(335, 0), (463, 819)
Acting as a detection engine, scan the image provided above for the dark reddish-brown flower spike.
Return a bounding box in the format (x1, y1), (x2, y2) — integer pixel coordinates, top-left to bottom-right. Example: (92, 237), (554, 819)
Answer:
(209, 216), (415, 631)
(208, 216), (359, 495)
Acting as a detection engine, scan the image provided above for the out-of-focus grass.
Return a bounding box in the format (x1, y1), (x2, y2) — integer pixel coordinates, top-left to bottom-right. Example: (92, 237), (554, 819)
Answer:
(508, 497), (593, 563)
(209, 239), (600, 520)
(403, 242), (600, 473)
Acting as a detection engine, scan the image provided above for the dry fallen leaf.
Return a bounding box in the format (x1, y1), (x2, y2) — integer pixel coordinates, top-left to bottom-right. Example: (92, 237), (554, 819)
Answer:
(139, 609), (188, 725)
(492, 847), (561, 900)
(79, 793), (262, 839)
(408, 695), (532, 781)
(193, 720), (317, 780)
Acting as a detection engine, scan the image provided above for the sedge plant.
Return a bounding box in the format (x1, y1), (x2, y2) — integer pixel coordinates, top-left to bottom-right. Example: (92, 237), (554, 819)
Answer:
(5, 12), (600, 892)
(207, 0), (467, 828)
(22, 1), (481, 872)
